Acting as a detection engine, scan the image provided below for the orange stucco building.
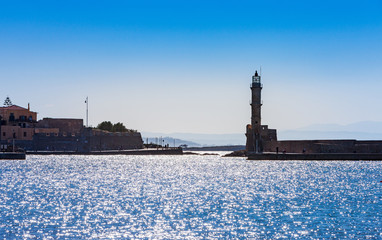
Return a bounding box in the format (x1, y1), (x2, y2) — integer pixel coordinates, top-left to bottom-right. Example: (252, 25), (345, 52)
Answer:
(0, 104), (59, 142)
(0, 104), (38, 141)
(0, 104), (37, 124)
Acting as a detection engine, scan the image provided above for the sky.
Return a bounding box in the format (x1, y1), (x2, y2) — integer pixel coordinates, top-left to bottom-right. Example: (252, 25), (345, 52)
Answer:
(1, 0), (381, 134)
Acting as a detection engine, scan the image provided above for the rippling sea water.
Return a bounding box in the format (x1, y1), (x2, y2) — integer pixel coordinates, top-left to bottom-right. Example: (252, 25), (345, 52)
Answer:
(0, 154), (381, 239)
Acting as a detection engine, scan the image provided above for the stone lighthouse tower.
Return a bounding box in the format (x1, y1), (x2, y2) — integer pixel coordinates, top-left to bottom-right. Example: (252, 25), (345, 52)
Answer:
(246, 70), (263, 153)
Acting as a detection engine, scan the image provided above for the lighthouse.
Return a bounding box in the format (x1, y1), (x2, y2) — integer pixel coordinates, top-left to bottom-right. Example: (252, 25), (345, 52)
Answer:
(246, 70), (263, 153)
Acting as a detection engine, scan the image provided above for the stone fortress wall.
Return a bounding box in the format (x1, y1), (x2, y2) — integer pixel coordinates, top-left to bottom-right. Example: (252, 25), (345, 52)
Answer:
(263, 139), (382, 154)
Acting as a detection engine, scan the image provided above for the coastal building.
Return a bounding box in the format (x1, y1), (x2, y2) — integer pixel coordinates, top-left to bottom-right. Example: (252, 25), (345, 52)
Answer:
(245, 71), (382, 154)
(0, 104), (37, 143)
(0, 98), (143, 151)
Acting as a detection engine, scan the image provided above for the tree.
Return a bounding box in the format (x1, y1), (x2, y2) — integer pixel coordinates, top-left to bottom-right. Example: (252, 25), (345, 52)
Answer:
(3, 97), (12, 106)
(113, 122), (128, 132)
(97, 121), (113, 132)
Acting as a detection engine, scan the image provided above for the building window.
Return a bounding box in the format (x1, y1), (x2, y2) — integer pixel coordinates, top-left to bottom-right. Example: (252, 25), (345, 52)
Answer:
(46, 133), (50, 136)
(9, 113), (15, 122)
(2, 132), (5, 137)
(24, 132), (27, 137)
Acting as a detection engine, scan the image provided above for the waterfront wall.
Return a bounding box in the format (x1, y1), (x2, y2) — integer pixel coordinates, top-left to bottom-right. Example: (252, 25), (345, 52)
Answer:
(263, 140), (382, 154)
(29, 133), (87, 152)
(14, 129), (144, 152)
(87, 131), (144, 151)
(248, 152), (382, 161)
(26, 148), (182, 155)
(0, 152), (26, 160)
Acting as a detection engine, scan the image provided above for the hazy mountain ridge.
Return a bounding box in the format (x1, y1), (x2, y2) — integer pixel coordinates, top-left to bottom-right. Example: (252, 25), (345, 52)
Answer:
(295, 121), (382, 133)
(142, 132), (245, 147)
(278, 130), (382, 140)
(280, 121), (382, 140)
(142, 136), (202, 148)
(142, 121), (382, 146)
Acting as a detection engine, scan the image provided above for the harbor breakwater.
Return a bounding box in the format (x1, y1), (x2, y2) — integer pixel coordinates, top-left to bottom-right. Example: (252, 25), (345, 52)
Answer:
(26, 148), (183, 156)
(0, 152), (26, 160)
(248, 152), (382, 161)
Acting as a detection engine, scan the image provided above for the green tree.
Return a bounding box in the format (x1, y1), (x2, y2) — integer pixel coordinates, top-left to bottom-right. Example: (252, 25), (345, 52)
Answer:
(113, 122), (128, 132)
(97, 121), (113, 132)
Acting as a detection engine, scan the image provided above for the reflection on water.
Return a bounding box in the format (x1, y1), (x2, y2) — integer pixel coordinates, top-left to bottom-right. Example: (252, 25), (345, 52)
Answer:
(0, 155), (381, 239)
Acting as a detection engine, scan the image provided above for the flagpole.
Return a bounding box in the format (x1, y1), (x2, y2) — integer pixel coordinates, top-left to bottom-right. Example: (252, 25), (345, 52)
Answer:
(86, 97), (88, 128)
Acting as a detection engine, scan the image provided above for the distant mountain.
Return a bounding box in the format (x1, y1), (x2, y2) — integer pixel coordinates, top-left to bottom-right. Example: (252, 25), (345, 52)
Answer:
(141, 132), (246, 147)
(296, 121), (382, 133)
(142, 121), (382, 146)
(142, 136), (202, 148)
(278, 130), (382, 140)
(279, 121), (382, 140)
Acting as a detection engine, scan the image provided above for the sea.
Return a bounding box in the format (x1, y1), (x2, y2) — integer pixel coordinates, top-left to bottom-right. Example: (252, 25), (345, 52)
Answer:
(0, 153), (381, 239)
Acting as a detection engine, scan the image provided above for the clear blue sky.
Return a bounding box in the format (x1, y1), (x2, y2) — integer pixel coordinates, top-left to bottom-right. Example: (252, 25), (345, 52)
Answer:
(1, 1), (381, 134)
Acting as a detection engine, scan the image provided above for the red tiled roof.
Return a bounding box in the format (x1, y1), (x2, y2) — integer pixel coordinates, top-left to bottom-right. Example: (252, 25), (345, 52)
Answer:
(0, 105), (28, 110)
